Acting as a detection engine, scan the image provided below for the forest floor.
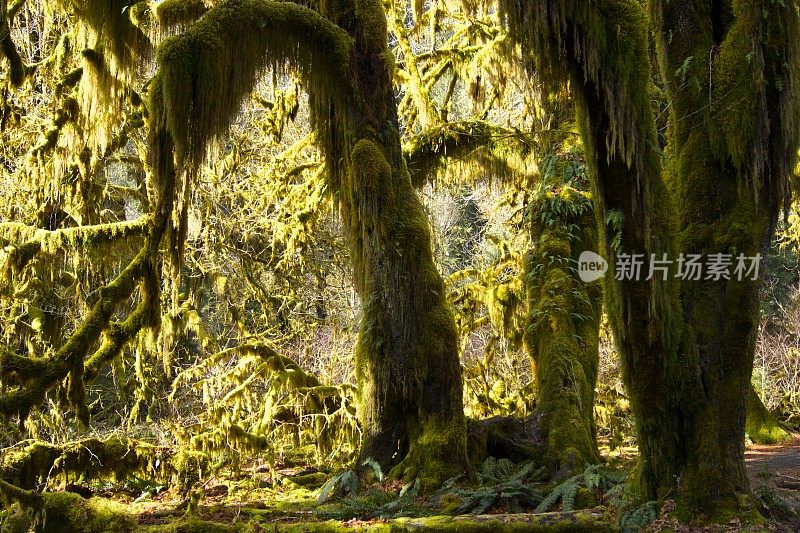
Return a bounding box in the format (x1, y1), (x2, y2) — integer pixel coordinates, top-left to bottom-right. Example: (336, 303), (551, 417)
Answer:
(743, 435), (800, 532)
(122, 438), (800, 532)
(7, 441), (800, 532)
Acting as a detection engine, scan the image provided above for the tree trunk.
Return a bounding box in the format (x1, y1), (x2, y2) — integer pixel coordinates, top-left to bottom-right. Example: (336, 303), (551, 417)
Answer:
(502, 0), (800, 520)
(526, 166), (602, 473)
(320, 0), (469, 488)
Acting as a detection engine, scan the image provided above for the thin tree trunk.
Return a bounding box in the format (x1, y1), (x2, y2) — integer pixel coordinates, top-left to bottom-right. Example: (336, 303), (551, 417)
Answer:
(526, 170), (602, 472)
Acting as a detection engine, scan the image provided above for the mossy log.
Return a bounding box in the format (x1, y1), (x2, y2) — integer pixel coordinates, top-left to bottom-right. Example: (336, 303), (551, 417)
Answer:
(0, 489), (135, 533)
(136, 510), (612, 533)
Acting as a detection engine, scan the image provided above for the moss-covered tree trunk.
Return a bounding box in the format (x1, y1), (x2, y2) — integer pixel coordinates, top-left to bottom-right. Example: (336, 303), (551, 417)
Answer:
(746, 385), (790, 445)
(526, 177), (602, 472)
(145, 0), (469, 489)
(502, 0), (799, 520)
(320, 0), (468, 487)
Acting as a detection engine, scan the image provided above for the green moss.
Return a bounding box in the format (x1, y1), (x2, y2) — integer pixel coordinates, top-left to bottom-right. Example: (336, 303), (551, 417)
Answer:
(156, 0), (209, 29)
(139, 518), (235, 533)
(351, 140), (392, 191)
(151, 0), (353, 172)
(0, 491), (134, 533)
(525, 169), (601, 473)
(354, 0), (388, 51)
(746, 386), (789, 445)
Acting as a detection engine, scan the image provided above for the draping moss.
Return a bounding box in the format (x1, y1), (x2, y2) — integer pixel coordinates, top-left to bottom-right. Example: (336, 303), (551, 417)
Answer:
(0, 436), (209, 493)
(503, 0), (800, 521)
(149, 0), (353, 174)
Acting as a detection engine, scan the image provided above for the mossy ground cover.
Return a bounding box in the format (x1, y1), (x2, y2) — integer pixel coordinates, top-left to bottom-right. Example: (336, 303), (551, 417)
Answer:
(2, 437), (800, 532)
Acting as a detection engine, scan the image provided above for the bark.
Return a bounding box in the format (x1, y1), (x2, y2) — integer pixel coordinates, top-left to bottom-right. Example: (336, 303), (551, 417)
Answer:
(319, 0), (469, 489)
(501, 0), (799, 520)
(526, 181), (602, 472)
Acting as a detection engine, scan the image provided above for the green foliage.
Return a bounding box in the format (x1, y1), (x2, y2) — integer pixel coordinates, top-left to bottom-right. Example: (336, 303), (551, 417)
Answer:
(432, 458), (545, 515)
(317, 470), (360, 504)
(536, 464), (624, 513)
(616, 500), (659, 533)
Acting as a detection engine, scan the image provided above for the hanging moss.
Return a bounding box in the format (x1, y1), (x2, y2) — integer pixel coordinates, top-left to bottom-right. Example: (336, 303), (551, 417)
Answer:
(0, 216), (150, 258)
(54, 0), (152, 75)
(146, 0), (469, 490)
(150, 0), (353, 174)
(0, 246), (149, 421)
(403, 120), (516, 187)
(0, 436), (210, 493)
(501, 0), (656, 178)
(156, 0), (210, 30)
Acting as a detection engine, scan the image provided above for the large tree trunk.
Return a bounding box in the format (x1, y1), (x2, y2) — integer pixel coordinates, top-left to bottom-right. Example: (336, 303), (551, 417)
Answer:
(320, 0), (469, 488)
(526, 166), (602, 473)
(502, 0), (799, 520)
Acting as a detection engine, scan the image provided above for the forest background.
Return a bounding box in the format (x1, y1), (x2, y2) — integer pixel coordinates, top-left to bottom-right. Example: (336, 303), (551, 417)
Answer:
(1, 0), (800, 531)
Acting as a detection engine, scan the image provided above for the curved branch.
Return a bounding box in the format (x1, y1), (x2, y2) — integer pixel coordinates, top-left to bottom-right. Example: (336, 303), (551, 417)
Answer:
(403, 120), (528, 187)
(150, 0), (354, 173)
(0, 245), (149, 420)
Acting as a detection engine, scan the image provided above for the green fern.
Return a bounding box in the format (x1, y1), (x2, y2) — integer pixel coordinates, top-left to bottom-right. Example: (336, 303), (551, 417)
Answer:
(438, 458), (545, 515)
(617, 500), (659, 532)
(536, 464), (626, 513)
(535, 475), (580, 513)
(361, 457), (384, 482)
(317, 470), (359, 503)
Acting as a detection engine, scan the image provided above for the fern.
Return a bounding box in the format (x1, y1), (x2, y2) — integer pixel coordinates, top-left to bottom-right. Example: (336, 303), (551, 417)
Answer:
(618, 500), (659, 533)
(535, 474), (580, 513)
(361, 457), (384, 482)
(317, 470), (359, 503)
(536, 464), (626, 513)
(604, 210), (624, 254)
(438, 458), (545, 515)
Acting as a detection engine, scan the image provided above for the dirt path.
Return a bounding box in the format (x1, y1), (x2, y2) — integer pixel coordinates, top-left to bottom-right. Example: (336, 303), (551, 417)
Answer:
(746, 436), (800, 481)
(743, 435), (800, 531)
